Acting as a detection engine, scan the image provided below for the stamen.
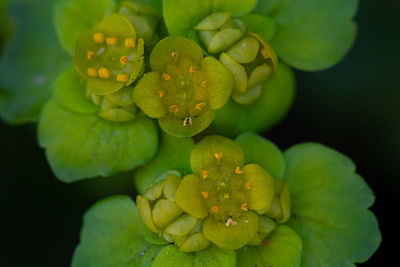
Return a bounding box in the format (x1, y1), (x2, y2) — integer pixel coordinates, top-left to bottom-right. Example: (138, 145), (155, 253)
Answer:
(201, 80), (207, 88)
(260, 48), (269, 59)
(214, 152), (223, 159)
(116, 73), (129, 82)
(106, 37), (117, 45)
(189, 66), (196, 73)
(225, 218), (237, 227)
(120, 56), (127, 65)
(235, 166), (243, 174)
(201, 192), (209, 199)
(202, 170), (208, 179)
(245, 182), (252, 190)
(98, 68), (110, 79)
(93, 33), (105, 43)
(171, 52), (179, 59)
(87, 68), (97, 77)
(241, 203), (248, 211)
(87, 51), (95, 60)
(183, 116), (192, 126)
(170, 105), (178, 113)
(162, 73), (171, 81)
(211, 206), (219, 214)
(195, 102), (205, 111)
(125, 38), (136, 48)
(158, 90), (165, 98)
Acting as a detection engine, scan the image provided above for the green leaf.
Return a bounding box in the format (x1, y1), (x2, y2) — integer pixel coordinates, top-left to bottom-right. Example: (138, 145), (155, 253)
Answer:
(0, 0), (70, 124)
(236, 225), (303, 267)
(72, 195), (162, 267)
(236, 132), (286, 179)
(54, 0), (116, 53)
(133, 132), (195, 194)
(53, 67), (99, 114)
(151, 245), (236, 267)
(212, 0), (257, 16)
(163, 0), (213, 36)
(270, 0), (358, 71)
(283, 143), (381, 266)
(38, 100), (158, 182)
(255, 0), (284, 15)
(214, 63), (295, 138)
(240, 13), (276, 41)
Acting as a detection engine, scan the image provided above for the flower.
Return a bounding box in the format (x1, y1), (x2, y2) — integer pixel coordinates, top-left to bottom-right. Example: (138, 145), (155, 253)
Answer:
(133, 37), (234, 137)
(137, 135), (291, 251)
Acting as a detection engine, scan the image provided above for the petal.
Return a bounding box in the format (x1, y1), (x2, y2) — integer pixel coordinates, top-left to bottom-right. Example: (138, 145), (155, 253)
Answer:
(137, 195), (159, 233)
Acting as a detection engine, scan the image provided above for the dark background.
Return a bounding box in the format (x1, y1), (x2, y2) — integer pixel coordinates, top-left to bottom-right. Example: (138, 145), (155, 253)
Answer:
(2, 0), (399, 266)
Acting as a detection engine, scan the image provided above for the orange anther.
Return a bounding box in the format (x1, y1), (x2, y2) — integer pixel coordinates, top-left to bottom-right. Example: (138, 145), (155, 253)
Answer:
(171, 52), (179, 59)
(158, 90), (165, 98)
(201, 80), (207, 88)
(241, 203), (248, 211)
(214, 152), (223, 159)
(116, 73), (129, 82)
(195, 102), (205, 111)
(170, 105), (178, 113)
(162, 73), (171, 81)
(120, 56), (127, 65)
(106, 37), (117, 45)
(201, 192), (209, 199)
(87, 51), (95, 60)
(235, 166), (243, 174)
(201, 170), (208, 179)
(98, 68), (110, 79)
(260, 48), (269, 59)
(211, 206), (219, 214)
(93, 33), (105, 43)
(87, 68), (97, 77)
(245, 182), (252, 190)
(189, 66), (196, 73)
(125, 38), (136, 48)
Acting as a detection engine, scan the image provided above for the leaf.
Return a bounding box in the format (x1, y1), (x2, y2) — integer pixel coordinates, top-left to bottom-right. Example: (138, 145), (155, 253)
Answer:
(151, 244), (236, 267)
(163, 0), (213, 36)
(270, 0), (358, 70)
(236, 225), (303, 267)
(236, 132), (286, 179)
(52, 67), (99, 114)
(54, 0), (116, 53)
(214, 63), (295, 138)
(133, 132), (195, 194)
(38, 99), (158, 182)
(212, 0), (257, 16)
(240, 13), (276, 42)
(0, 0), (71, 124)
(72, 195), (162, 267)
(283, 143), (381, 266)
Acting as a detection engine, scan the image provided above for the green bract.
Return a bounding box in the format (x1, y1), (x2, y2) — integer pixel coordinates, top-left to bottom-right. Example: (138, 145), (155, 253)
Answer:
(137, 135), (292, 252)
(133, 36), (233, 137)
(38, 68), (158, 182)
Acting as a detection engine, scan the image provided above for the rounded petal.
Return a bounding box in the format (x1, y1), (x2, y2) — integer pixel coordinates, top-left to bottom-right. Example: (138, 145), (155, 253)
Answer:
(175, 174), (208, 219)
(203, 211), (259, 250)
(243, 164), (275, 213)
(195, 12), (232, 30)
(190, 135), (245, 175)
(132, 72), (167, 118)
(201, 57), (234, 110)
(150, 37), (204, 72)
(232, 85), (262, 105)
(226, 36), (259, 63)
(136, 195), (159, 233)
(208, 28), (243, 54)
(220, 53), (247, 94)
(152, 199), (183, 229)
(164, 214), (198, 236)
(180, 233), (211, 252)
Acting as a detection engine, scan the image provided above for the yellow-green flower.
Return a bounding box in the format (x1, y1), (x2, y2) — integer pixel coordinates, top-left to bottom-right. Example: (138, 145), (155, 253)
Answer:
(133, 37), (234, 137)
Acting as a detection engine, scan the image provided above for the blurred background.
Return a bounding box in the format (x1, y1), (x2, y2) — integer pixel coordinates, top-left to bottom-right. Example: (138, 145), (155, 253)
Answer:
(2, 0), (398, 266)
